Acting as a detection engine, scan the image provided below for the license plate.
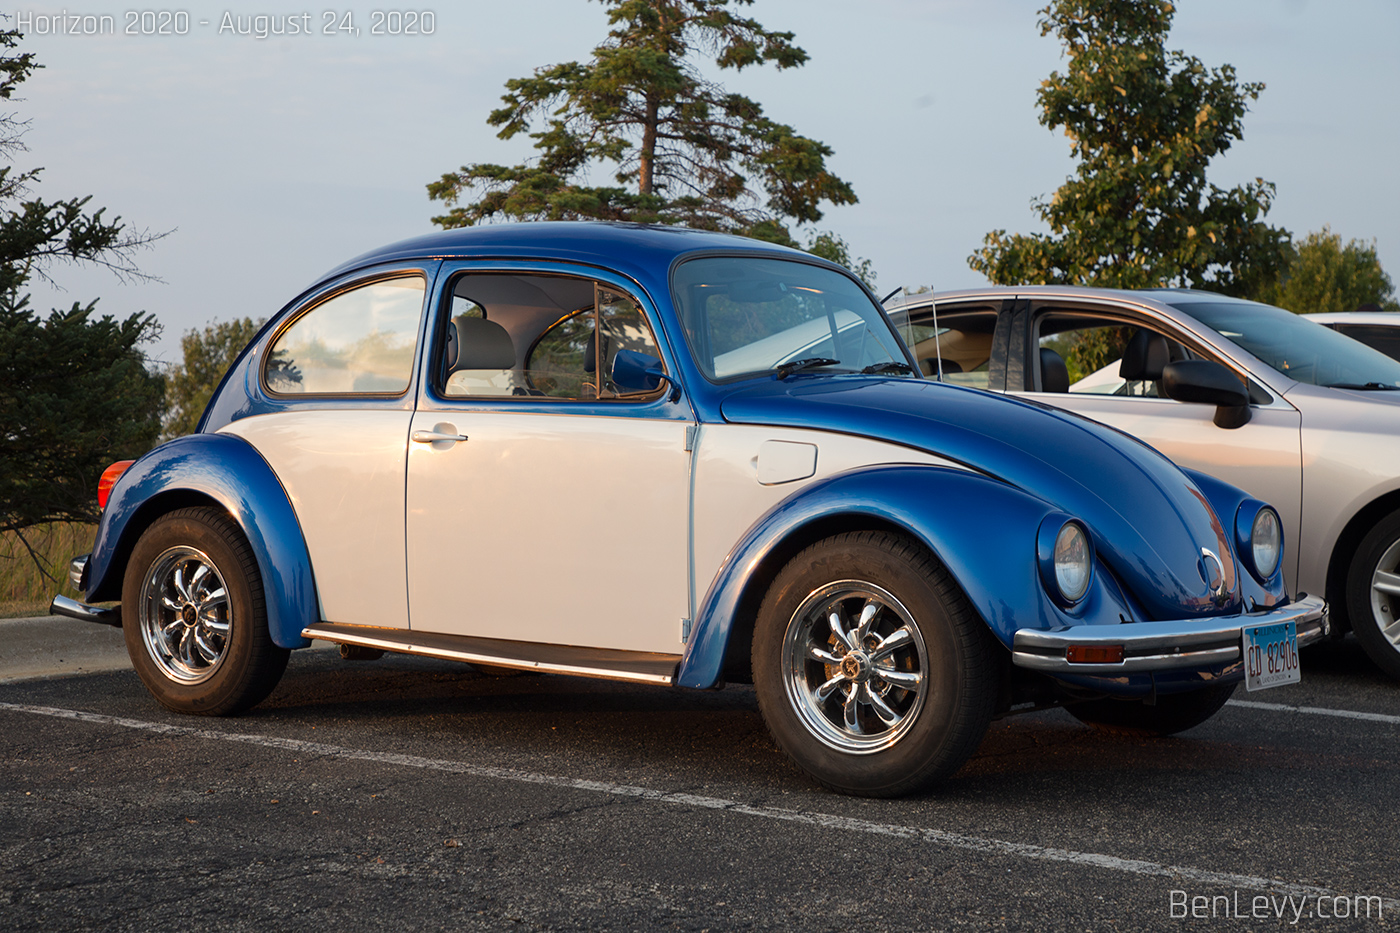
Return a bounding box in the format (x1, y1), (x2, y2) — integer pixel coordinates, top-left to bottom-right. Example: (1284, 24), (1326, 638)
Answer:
(1243, 621), (1300, 691)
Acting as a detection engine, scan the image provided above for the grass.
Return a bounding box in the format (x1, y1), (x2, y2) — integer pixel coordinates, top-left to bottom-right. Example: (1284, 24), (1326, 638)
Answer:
(0, 523), (97, 619)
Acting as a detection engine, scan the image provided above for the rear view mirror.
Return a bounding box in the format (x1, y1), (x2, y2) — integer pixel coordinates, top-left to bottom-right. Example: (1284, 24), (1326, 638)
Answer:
(1162, 360), (1252, 429)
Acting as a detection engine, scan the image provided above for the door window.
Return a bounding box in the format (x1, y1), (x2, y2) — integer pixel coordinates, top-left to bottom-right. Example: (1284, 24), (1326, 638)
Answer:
(438, 273), (667, 401)
(1035, 313), (1191, 397)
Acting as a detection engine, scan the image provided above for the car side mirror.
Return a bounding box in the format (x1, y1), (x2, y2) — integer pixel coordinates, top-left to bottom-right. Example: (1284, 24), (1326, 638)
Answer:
(610, 349), (679, 401)
(1161, 360), (1252, 429)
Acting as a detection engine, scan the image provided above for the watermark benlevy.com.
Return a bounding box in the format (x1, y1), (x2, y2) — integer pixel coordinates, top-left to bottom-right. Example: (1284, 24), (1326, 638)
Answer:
(1171, 890), (1384, 922)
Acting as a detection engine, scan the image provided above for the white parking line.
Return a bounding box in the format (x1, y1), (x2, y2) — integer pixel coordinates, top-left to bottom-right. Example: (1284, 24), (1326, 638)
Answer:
(4, 700), (1395, 909)
(1228, 699), (1400, 725)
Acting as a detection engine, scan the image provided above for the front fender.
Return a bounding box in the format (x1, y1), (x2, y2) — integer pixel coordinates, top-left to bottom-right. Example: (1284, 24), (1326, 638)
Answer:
(1180, 466), (1289, 607)
(87, 433), (316, 649)
(676, 464), (1133, 689)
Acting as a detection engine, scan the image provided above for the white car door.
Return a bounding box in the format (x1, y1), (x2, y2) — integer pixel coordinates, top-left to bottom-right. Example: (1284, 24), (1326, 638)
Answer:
(404, 269), (693, 655)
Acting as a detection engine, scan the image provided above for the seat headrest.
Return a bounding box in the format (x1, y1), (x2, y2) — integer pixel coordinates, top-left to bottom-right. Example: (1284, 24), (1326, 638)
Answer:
(1119, 329), (1169, 381)
(449, 316), (516, 372)
(1039, 347), (1069, 393)
(922, 358), (964, 374)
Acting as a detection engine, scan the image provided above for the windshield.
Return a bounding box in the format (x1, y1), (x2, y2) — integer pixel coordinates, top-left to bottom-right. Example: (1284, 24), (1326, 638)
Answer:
(1176, 300), (1400, 389)
(673, 257), (909, 381)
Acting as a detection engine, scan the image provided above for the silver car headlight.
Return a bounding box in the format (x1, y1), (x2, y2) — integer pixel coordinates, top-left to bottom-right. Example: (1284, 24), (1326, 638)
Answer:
(1054, 522), (1092, 603)
(1234, 500), (1283, 583)
(1250, 506), (1282, 580)
(1039, 516), (1093, 607)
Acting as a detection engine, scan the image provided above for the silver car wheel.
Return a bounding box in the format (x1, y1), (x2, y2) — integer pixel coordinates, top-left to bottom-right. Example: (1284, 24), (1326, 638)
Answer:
(1369, 537), (1400, 650)
(138, 545), (232, 684)
(781, 580), (929, 754)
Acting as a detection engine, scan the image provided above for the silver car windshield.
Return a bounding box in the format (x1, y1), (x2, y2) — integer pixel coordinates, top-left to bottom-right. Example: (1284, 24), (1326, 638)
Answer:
(673, 257), (910, 382)
(1177, 300), (1400, 389)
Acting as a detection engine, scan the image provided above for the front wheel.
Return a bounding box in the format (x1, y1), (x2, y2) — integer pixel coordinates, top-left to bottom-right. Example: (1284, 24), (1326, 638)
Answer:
(1066, 683), (1236, 736)
(1346, 510), (1400, 680)
(122, 507), (289, 715)
(752, 532), (999, 797)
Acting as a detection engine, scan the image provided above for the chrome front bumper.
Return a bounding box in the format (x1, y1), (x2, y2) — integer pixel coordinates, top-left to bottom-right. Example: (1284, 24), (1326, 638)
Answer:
(1011, 595), (1328, 674)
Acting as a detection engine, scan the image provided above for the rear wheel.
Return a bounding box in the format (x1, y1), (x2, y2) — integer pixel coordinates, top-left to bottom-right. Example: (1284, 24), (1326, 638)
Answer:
(122, 507), (289, 715)
(752, 532), (998, 797)
(1066, 683), (1235, 736)
(1345, 510), (1400, 680)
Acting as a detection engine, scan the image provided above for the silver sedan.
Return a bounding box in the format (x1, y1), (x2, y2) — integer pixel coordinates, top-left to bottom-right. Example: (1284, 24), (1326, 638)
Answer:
(887, 286), (1400, 679)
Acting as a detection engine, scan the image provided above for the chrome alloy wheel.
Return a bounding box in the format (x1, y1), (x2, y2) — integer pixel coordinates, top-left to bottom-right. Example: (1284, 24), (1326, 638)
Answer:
(781, 581), (929, 754)
(1369, 537), (1400, 651)
(138, 546), (232, 684)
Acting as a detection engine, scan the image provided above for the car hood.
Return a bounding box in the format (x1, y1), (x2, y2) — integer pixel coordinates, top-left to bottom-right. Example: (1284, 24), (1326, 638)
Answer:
(721, 377), (1239, 620)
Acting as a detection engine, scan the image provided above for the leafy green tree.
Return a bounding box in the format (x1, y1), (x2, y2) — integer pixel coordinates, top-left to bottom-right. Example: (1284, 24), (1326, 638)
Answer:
(805, 230), (876, 290)
(0, 25), (164, 555)
(1257, 227), (1399, 315)
(163, 317), (263, 439)
(969, 0), (1290, 297)
(427, 0), (856, 246)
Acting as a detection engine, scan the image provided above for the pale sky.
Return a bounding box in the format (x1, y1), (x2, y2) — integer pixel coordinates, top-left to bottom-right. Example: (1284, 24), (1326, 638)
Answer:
(12, 0), (1399, 366)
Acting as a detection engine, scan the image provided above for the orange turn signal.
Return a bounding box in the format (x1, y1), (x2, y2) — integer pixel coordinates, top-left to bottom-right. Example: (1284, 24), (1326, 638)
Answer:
(97, 460), (135, 511)
(1066, 644), (1124, 664)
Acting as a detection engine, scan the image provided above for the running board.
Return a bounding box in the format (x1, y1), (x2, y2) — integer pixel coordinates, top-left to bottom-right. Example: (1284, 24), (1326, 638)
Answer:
(302, 623), (680, 686)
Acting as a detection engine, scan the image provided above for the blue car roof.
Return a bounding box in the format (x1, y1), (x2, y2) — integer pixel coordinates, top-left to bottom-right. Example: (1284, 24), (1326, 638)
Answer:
(319, 221), (815, 284)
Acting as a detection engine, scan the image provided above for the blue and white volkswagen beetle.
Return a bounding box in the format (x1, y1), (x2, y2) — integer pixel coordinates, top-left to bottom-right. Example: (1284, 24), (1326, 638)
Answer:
(54, 222), (1326, 796)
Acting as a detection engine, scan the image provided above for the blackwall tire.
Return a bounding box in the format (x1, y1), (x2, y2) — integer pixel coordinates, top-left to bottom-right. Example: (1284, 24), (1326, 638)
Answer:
(1346, 510), (1400, 680)
(122, 506), (289, 715)
(752, 531), (999, 797)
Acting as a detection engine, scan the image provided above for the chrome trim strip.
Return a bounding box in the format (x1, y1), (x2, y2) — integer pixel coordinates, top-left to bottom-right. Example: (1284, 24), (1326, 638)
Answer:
(68, 555), (88, 591)
(1011, 595), (1326, 674)
(302, 623), (679, 686)
(49, 595), (121, 628)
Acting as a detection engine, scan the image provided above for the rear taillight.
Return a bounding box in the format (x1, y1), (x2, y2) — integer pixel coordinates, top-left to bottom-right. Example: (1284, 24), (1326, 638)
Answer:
(97, 460), (135, 511)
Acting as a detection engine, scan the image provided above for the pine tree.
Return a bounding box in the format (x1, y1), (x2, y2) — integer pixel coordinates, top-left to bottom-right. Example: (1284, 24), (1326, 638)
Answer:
(428, 0), (856, 246)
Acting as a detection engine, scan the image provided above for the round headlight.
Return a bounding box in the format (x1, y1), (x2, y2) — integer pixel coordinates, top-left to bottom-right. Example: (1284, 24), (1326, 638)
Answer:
(1251, 507), (1281, 579)
(1054, 522), (1092, 604)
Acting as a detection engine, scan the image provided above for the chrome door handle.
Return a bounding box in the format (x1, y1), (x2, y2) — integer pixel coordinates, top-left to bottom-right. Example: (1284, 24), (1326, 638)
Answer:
(412, 427), (468, 444)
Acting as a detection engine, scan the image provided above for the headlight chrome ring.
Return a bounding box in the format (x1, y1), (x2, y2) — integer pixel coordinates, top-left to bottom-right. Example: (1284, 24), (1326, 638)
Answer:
(1038, 516), (1093, 607)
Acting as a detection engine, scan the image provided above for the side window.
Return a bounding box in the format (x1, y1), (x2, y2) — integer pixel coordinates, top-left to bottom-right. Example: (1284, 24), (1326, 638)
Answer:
(888, 305), (998, 389)
(439, 273), (665, 401)
(1036, 313), (1189, 396)
(266, 276), (424, 395)
(908, 313), (996, 388)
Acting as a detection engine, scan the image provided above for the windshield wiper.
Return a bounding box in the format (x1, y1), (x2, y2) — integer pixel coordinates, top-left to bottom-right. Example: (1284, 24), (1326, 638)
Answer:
(1322, 382), (1400, 391)
(775, 357), (841, 380)
(861, 361), (915, 375)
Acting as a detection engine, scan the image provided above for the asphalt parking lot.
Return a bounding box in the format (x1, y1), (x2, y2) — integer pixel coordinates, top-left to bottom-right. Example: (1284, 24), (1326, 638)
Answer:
(2, 617), (1397, 931)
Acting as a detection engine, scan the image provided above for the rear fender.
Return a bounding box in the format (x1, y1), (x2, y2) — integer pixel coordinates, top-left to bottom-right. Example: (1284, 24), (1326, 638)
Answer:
(676, 464), (1132, 689)
(86, 433), (316, 649)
